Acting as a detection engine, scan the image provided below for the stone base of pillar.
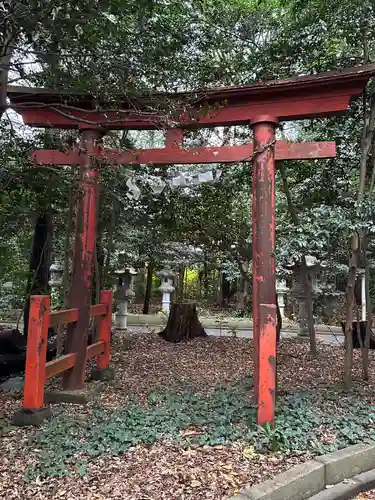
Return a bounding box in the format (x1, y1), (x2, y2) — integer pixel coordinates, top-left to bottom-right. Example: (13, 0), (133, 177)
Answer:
(90, 366), (115, 382)
(12, 407), (52, 427)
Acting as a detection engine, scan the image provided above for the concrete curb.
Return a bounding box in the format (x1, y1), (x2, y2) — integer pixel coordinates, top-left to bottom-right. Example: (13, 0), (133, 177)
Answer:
(308, 468), (375, 499)
(229, 442), (375, 500)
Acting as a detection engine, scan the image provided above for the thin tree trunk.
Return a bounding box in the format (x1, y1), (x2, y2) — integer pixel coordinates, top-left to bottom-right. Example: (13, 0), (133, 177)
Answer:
(203, 260), (209, 298)
(57, 185), (74, 355)
(221, 272), (231, 308)
(23, 212), (53, 338)
(344, 91), (375, 387)
(276, 291), (282, 344)
(363, 237), (372, 380)
(102, 201), (117, 289)
(143, 263), (154, 314)
(238, 277), (247, 311)
(216, 270), (222, 304)
(344, 237), (360, 389)
(0, 31), (14, 119)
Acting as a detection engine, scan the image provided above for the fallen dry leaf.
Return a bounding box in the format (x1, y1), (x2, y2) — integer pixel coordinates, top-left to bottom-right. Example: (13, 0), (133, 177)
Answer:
(0, 333), (375, 500)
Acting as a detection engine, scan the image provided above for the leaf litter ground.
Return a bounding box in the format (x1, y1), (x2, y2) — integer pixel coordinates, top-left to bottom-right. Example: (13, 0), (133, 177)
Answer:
(355, 493), (375, 499)
(1, 333), (375, 499)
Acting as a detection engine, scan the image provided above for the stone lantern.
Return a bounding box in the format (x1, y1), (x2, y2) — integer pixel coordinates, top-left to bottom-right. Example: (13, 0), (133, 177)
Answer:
(276, 279), (289, 318)
(49, 259), (64, 308)
(157, 268), (175, 313)
(114, 267), (138, 330)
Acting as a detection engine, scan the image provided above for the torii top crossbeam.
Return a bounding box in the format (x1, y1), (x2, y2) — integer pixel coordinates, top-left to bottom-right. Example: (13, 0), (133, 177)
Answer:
(8, 64), (375, 427)
(8, 64), (375, 129)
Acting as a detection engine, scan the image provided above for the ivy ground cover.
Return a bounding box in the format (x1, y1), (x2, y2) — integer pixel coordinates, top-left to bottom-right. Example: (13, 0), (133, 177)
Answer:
(1, 334), (375, 499)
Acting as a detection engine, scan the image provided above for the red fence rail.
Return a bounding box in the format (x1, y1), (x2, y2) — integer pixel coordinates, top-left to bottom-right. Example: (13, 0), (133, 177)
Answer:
(23, 290), (113, 410)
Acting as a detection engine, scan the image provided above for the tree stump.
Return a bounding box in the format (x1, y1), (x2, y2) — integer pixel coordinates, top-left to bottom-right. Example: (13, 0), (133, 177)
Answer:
(159, 303), (207, 342)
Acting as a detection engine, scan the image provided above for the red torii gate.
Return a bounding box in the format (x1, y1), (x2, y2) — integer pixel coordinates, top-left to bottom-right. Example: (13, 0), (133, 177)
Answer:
(8, 64), (375, 424)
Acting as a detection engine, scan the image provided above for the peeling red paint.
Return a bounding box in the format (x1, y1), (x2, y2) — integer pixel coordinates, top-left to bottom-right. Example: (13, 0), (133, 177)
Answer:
(32, 141), (336, 166)
(14, 67), (375, 418)
(63, 129), (104, 391)
(22, 293), (113, 410)
(251, 116), (278, 425)
(24, 295), (50, 409)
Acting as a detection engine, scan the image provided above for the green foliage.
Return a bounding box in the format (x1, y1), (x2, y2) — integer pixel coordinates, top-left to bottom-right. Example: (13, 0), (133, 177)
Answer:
(4, 0), (375, 310)
(25, 381), (375, 480)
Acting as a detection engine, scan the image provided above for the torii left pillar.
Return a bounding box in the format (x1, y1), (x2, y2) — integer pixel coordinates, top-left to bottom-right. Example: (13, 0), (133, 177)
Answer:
(63, 128), (104, 390)
(251, 115), (278, 426)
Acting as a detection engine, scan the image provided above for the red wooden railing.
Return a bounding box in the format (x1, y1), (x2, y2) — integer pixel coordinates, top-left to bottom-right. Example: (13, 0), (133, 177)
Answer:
(23, 290), (112, 409)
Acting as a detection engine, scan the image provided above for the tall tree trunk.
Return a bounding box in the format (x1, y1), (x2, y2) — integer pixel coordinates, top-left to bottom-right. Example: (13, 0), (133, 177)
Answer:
(221, 273), (231, 308)
(238, 278), (247, 311)
(276, 291), (282, 344)
(203, 260), (209, 298)
(177, 266), (185, 301)
(143, 262), (154, 314)
(0, 30), (14, 119)
(363, 237), (372, 380)
(344, 89), (375, 387)
(102, 201), (117, 289)
(23, 212), (53, 338)
(344, 236), (360, 389)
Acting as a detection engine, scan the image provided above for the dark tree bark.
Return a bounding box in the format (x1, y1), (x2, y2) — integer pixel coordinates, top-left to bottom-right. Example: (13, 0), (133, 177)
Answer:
(276, 292), (282, 344)
(177, 267), (186, 301)
(23, 212), (52, 338)
(203, 260), (209, 298)
(159, 303), (207, 342)
(92, 239), (105, 305)
(302, 257), (317, 357)
(143, 263), (154, 314)
(220, 272), (232, 308)
(344, 237), (360, 389)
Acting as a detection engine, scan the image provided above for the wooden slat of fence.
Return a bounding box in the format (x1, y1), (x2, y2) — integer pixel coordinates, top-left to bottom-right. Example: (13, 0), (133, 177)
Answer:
(49, 308), (79, 327)
(89, 304), (107, 317)
(45, 353), (76, 380)
(86, 340), (105, 359)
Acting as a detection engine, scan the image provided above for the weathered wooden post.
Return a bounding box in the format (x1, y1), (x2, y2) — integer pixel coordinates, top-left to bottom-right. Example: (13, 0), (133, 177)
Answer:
(12, 295), (53, 426)
(63, 129), (105, 391)
(251, 116), (278, 425)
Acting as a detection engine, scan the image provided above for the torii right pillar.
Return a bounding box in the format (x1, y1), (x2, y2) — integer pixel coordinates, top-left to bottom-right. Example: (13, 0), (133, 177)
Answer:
(251, 115), (278, 425)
